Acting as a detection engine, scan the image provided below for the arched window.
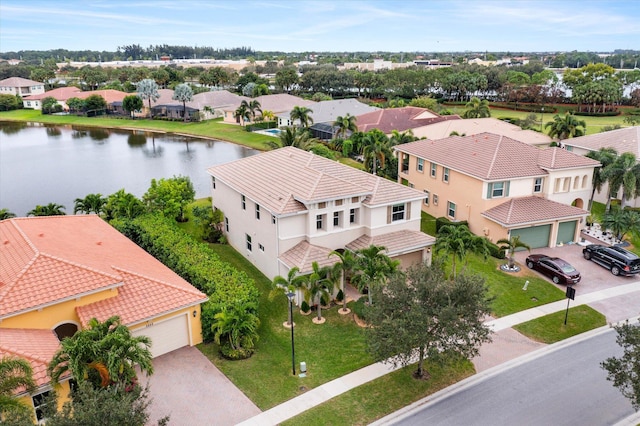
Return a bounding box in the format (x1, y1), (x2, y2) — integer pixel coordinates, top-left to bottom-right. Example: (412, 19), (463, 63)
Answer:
(573, 176), (580, 189)
(582, 175), (588, 188)
(54, 323), (78, 341)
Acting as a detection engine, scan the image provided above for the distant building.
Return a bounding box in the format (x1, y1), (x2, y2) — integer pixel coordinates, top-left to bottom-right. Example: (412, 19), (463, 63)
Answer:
(0, 77), (45, 97)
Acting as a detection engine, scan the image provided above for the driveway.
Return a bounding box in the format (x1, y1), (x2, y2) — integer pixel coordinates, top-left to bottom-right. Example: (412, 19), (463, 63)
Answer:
(513, 243), (640, 323)
(140, 346), (261, 426)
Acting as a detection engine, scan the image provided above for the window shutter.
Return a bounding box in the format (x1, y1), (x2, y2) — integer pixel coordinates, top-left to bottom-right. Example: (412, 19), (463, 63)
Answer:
(387, 206), (392, 224)
(505, 181), (510, 197)
(406, 203), (411, 220)
(486, 183), (492, 199)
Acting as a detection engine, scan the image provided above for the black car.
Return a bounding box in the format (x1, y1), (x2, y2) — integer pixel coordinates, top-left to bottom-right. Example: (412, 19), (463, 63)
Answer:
(526, 254), (582, 285)
(582, 244), (640, 276)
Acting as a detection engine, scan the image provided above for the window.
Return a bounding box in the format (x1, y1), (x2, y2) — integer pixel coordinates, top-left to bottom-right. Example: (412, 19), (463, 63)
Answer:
(448, 201), (456, 219)
(433, 194), (439, 205)
(272, 215), (276, 224)
(409, 183), (414, 188)
(255, 204), (261, 220)
(582, 175), (588, 188)
(391, 203), (405, 221)
(333, 211), (342, 227)
(259, 243), (264, 252)
(241, 195), (246, 210)
(401, 154), (409, 173)
(417, 158), (424, 172)
(443, 167), (450, 183)
(318, 202), (327, 209)
(335, 199), (343, 206)
(32, 391), (51, 422)
(573, 176), (580, 189)
(534, 178), (543, 193)
(352, 196), (359, 203)
(423, 190), (429, 205)
(246, 234), (252, 251)
(316, 214), (324, 230)
(350, 208), (359, 224)
(430, 162), (437, 178)
(225, 217), (229, 232)
(487, 181), (509, 199)
(211, 176), (216, 189)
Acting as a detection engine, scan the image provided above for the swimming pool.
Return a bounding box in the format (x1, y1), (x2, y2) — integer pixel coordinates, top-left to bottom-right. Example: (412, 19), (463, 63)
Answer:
(264, 128), (282, 135)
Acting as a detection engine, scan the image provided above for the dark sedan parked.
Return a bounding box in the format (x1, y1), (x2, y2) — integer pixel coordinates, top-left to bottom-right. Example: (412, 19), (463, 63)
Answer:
(526, 254), (582, 285)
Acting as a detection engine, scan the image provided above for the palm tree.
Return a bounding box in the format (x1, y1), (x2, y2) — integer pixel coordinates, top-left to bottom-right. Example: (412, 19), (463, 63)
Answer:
(27, 203), (66, 216)
(333, 114), (357, 140)
(213, 301), (260, 351)
(389, 129), (418, 146)
(496, 235), (531, 270)
(104, 189), (145, 220)
(270, 266), (306, 325)
(234, 103), (249, 125)
(267, 127), (319, 151)
(172, 83), (194, 122)
(247, 99), (262, 122)
(361, 129), (392, 176)
(435, 225), (487, 278)
(602, 209), (640, 242)
(136, 79), (160, 118)
(48, 316), (153, 389)
(586, 147), (618, 211)
(0, 357), (37, 419)
(302, 262), (332, 323)
(329, 249), (358, 314)
(605, 152), (640, 210)
(351, 245), (399, 305)
(290, 106), (314, 128)
(544, 113), (586, 140)
(73, 193), (107, 215)
(0, 208), (17, 220)
(462, 97), (491, 118)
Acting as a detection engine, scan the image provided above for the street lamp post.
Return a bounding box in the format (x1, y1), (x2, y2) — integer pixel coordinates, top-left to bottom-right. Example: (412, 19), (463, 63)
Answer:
(540, 107), (544, 132)
(287, 292), (296, 376)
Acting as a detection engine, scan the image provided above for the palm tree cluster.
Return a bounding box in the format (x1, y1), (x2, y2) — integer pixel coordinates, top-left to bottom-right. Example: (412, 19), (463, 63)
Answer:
(545, 113), (586, 140)
(435, 224), (492, 278)
(587, 148), (640, 212)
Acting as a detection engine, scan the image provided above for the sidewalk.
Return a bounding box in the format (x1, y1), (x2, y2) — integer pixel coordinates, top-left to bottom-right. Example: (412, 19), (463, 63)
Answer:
(237, 280), (640, 426)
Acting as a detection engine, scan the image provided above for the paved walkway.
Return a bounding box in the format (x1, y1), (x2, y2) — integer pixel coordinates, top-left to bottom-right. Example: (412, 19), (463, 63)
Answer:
(237, 280), (640, 426)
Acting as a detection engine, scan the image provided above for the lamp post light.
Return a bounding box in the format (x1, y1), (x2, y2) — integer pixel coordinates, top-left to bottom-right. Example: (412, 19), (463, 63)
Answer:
(540, 107), (544, 132)
(286, 291), (296, 376)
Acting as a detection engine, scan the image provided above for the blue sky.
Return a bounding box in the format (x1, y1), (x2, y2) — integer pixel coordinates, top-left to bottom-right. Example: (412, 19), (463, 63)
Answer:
(1, 1), (638, 53)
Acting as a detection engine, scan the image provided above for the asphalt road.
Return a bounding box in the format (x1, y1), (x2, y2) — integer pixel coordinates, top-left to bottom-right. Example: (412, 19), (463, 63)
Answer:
(388, 328), (636, 426)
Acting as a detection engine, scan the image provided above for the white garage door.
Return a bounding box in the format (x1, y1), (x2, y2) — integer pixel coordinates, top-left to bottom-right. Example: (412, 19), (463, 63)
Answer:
(133, 314), (190, 358)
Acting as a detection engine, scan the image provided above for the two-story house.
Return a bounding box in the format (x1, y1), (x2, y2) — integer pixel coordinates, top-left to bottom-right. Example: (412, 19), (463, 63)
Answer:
(0, 77), (45, 97)
(206, 146), (435, 281)
(0, 215), (208, 421)
(395, 133), (601, 248)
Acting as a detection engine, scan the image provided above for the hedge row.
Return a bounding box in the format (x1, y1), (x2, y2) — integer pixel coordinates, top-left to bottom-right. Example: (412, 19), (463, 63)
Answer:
(573, 110), (620, 117)
(113, 214), (260, 342)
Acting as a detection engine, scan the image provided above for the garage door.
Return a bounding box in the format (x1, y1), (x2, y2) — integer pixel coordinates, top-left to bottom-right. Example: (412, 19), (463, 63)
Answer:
(511, 224), (551, 249)
(132, 314), (190, 358)
(556, 221), (577, 245)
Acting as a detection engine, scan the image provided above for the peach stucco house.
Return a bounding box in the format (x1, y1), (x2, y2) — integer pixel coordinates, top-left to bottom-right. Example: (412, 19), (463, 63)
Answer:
(0, 215), (207, 421)
(206, 147), (435, 282)
(395, 133), (601, 248)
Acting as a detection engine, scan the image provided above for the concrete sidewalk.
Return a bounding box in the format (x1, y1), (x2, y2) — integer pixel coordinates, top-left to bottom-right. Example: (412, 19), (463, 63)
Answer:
(237, 280), (640, 426)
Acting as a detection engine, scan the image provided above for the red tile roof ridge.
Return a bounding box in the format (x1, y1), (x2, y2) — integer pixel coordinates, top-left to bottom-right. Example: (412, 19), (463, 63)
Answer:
(111, 266), (205, 297)
(486, 134), (503, 179)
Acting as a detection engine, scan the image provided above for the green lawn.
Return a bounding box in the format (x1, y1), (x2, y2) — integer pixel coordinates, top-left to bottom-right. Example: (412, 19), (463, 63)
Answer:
(281, 357), (475, 426)
(514, 305), (607, 343)
(0, 109), (274, 151)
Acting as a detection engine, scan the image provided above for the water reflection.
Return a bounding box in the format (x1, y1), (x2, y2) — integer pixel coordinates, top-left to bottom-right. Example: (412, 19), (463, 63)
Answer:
(0, 122), (259, 216)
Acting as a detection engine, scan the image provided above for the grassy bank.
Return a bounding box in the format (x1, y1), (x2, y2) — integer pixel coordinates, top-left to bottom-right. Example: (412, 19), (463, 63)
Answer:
(0, 109), (274, 151)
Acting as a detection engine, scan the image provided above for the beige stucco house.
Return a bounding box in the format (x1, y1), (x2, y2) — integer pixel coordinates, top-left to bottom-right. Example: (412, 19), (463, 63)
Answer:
(0, 77), (45, 98)
(206, 147), (435, 281)
(395, 133), (601, 248)
(561, 126), (640, 208)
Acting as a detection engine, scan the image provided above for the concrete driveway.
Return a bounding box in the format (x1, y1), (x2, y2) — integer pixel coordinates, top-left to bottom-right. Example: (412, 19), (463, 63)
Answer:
(140, 346), (261, 426)
(513, 243), (640, 322)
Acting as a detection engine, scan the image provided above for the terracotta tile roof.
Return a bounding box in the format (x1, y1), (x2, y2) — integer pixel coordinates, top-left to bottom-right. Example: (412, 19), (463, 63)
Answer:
(395, 133), (598, 181)
(0, 216), (207, 322)
(346, 230), (435, 255)
(0, 328), (64, 391)
(207, 147), (425, 215)
(254, 93), (316, 114)
(23, 86), (82, 101)
(481, 196), (588, 226)
(0, 77), (43, 87)
(75, 89), (128, 104)
(356, 106), (461, 134)
(279, 241), (337, 274)
(148, 89), (176, 107)
(563, 126), (640, 158)
(410, 117), (552, 145)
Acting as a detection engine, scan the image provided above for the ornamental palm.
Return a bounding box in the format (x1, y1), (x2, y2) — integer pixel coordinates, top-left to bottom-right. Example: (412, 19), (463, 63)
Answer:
(234, 103), (249, 126)
(136, 79), (159, 118)
(586, 147), (618, 211)
(0, 208), (17, 220)
(361, 129), (392, 176)
(302, 262), (333, 323)
(212, 301), (260, 350)
(27, 202), (66, 216)
(351, 245), (399, 305)
(544, 113), (586, 140)
(290, 106), (314, 128)
(74, 193), (107, 215)
(389, 129), (418, 146)
(267, 126), (318, 151)
(0, 357), (37, 419)
(333, 114), (357, 140)
(329, 249), (358, 314)
(602, 209), (640, 241)
(435, 225), (487, 278)
(496, 235), (531, 270)
(270, 266), (306, 326)
(172, 83), (194, 122)
(605, 152), (640, 210)
(462, 97), (491, 118)
(48, 316), (153, 389)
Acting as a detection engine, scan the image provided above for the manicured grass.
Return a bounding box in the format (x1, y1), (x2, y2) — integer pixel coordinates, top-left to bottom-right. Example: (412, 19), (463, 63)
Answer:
(281, 357), (475, 426)
(0, 109), (274, 151)
(513, 305), (607, 344)
(421, 211), (437, 235)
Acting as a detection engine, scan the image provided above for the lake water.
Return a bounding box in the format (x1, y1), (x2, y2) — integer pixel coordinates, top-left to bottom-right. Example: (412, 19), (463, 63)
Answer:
(0, 122), (259, 216)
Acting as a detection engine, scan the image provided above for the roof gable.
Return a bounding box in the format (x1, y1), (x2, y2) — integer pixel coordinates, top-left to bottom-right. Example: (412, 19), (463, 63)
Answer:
(356, 106), (461, 134)
(0, 77), (43, 87)
(563, 126), (640, 158)
(482, 196), (588, 226)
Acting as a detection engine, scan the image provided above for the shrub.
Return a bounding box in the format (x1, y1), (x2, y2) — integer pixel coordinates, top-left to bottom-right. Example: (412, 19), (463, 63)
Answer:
(487, 241), (506, 259)
(574, 110), (620, 117)
(435, 217), (469, 234)
(336, 289), (344, 302)
(219, 343), (254, 360)
(351, 296), (369, 322)
(300, 300), (310, 313)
